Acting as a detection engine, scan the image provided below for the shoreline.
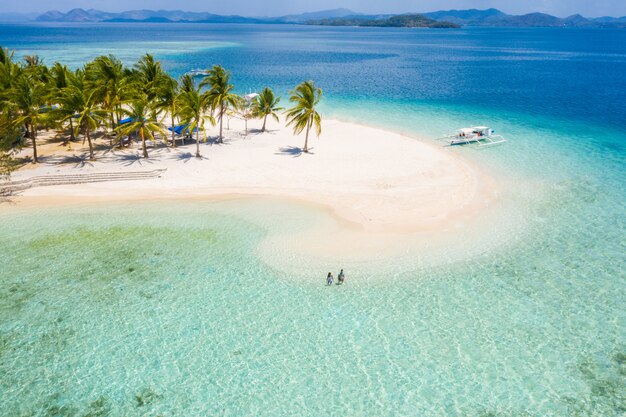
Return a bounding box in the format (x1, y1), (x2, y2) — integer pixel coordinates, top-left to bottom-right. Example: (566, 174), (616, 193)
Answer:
(4, 117), (500, 260)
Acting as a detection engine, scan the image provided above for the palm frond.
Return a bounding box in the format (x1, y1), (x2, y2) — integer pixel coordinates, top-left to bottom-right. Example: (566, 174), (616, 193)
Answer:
(286, 81), (323, 139)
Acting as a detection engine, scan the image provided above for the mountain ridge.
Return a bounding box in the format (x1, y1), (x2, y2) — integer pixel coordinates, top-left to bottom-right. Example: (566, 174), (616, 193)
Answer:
(28, 8), (626, 28)
(34, 8), (362, 24)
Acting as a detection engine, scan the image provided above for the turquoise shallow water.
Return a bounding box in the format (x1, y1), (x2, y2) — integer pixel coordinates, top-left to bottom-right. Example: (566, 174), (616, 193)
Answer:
(0, 200), (623, 416)
(0, 24), (625, 416)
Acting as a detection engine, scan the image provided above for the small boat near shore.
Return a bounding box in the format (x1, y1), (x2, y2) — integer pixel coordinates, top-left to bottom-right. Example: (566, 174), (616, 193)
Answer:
(438, 126), (506, 148)
(186, 69), (209, 77)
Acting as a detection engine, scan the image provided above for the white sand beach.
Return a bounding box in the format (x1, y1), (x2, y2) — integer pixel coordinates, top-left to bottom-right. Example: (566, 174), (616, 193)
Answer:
(6, 117), (498, 260)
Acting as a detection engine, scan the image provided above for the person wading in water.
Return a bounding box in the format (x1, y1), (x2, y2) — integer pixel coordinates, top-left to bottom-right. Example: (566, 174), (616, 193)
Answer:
(338, 269), (345, 285)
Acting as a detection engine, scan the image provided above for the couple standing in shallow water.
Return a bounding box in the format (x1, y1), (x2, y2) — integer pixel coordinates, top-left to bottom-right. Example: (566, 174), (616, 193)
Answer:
(326, 269), (345, 286)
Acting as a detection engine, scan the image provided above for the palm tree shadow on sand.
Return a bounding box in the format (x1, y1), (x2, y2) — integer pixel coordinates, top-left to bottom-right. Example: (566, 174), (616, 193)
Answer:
(170, 152), (208, 163)
(246, 128), (279, 136)
(113, 153), (155, 167)
(58, 153), (94, 169)
(275, 146), (314, 157)
(206, 136), (231, 146)
(36, 153), (95, 169)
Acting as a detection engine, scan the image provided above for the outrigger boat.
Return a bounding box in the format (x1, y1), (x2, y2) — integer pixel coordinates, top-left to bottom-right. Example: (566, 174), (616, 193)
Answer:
(437, 126), (506, 148)
(185, 69), (209, 77)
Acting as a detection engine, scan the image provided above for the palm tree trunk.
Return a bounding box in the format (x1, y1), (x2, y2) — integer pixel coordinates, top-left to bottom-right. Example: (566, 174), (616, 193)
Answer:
(31, 124), (38, 163)
(69, 118), (75, 141)
(105, 112), (112, 148)
(195, 124), (201, 158)
(303, 119), (311, 153)
(171, 112), (176, 148)
(86, 128), (94, 160)
(114, 107), (125, 148)
(262, 114), (267, 132)
(141, 130), (148, 158)
(219, 104), (224, 143)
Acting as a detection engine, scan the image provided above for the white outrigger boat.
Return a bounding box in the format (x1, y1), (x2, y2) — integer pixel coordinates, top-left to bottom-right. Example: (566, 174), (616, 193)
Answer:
(186, 69), (209, 77)
(438, 126), (506, 148)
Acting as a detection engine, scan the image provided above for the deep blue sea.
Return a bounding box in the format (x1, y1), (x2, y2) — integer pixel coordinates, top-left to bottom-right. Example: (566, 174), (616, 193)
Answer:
(0, 23), (625, 416)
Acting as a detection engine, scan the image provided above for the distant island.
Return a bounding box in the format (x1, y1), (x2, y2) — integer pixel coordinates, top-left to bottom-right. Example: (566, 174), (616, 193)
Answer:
(31, 8), (358, 25)
(0, 7), (624, 28)
(307, 9), (626, 28)
(306, 14), (460, 29)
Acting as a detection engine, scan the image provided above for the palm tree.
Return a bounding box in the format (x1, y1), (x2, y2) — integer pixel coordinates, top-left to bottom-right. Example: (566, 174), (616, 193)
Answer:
(286, 81), (323, 153)
(238, 96), (253, 135)
(0, 48), (21, 91)
(58, 71), (108, 160)
(23, 55), (43, 69)
(0, 47), (12, 65)
(155, 74), (179, 147)
(0, 48), (22, 171)
(177, 87), (213, 158)
(200, 65), (239, 144)
(48, 62), (77, 142)
(0, 48), (22, 147)
(134, 54), (164, 99)
(22, 55), (50, 90)
(116, 97), (166, 158)
(179, 73), (195, 94)
(88, 55), (128, 134)
(253, 87), (283, 132)
(10, 74), (47, 163)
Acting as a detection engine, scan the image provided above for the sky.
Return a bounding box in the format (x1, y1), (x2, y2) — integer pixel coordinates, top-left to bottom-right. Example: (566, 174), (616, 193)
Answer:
(3, 0), (626, 18)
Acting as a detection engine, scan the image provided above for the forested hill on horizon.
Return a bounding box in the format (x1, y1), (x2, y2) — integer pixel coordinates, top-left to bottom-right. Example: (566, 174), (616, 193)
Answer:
(1, 7), (625, 28)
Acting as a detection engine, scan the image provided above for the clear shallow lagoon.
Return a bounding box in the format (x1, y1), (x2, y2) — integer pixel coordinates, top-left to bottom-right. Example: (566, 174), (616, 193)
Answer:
(0, 23), (625, 416)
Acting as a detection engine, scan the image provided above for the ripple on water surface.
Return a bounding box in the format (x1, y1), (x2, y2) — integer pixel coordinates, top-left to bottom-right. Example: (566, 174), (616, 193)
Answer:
(0, 198), (623, 416)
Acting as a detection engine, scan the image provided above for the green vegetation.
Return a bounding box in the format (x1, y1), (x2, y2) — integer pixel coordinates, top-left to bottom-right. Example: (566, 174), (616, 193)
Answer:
(200, 65), (240, 144)
(253, 87), (283, 132)
(58, 71), (109, 160)
(0, 46), (324, 170)
(0, 48), (24, 177)
(286, 81), (323, 153)
(0, 146), (17, 180)
(116, 97), (166, 158)
(155, 73), (179, 147)
(177, 81), (212, 158)
(307, 14), (460, 28)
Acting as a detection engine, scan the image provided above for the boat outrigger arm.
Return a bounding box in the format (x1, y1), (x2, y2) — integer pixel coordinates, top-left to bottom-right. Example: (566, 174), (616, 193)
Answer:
(436, 126), (506, 148)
